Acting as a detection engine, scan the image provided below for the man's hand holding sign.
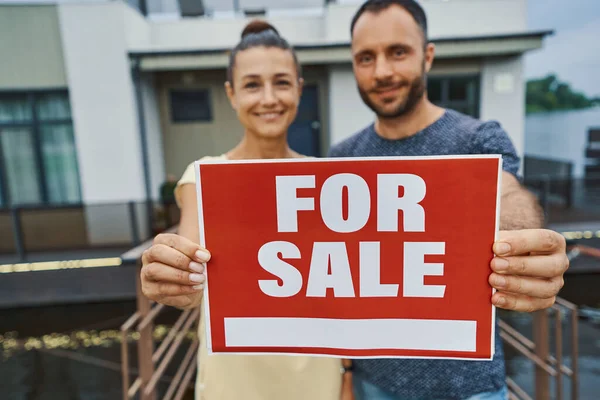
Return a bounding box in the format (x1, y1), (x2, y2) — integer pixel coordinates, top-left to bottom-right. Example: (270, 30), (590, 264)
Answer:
(490, 229), (568, 312)
(489, 171), (569, 312)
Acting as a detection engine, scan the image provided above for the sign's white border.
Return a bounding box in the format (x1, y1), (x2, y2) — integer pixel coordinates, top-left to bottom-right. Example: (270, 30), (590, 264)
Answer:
(195, 155), (502, 360)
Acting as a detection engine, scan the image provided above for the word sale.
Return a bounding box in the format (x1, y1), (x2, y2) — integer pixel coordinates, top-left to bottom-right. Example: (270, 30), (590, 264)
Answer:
(257, 173), (447, 299)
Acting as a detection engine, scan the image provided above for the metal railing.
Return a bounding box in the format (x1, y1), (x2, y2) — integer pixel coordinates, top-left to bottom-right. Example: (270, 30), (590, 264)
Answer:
(120, 226), (198, 400)
(0, 200), (179, 262)
(523, 173), (600, 226)
(499, 297), (579, 400)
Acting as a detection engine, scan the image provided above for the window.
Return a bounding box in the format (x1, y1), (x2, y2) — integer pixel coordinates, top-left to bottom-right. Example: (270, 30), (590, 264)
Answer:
(169, 89), (212, 123)
(427, 75), (480, 118)
(0, 91), (81, 207)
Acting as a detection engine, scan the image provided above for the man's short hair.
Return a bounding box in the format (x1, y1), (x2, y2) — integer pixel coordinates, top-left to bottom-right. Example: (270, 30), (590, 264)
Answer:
(350, 0), (429, 44)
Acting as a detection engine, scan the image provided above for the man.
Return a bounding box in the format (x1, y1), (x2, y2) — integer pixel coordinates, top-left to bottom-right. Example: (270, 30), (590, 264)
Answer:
(329, 1), (570, 399)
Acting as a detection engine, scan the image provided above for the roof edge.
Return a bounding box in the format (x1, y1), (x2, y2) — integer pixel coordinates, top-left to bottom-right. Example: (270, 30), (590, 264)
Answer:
(129, 30), (554, 58)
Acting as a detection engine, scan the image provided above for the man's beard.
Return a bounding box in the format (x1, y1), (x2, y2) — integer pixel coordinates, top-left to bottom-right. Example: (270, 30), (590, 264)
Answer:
(358, 71), (427, 119)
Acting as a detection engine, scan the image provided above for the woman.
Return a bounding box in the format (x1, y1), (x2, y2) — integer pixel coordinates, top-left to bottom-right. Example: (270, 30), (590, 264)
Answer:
(140, 20), (352, 400)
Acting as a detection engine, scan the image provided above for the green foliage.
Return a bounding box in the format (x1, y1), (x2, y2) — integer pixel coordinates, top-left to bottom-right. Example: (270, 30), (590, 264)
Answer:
(526, 74), (600, 114)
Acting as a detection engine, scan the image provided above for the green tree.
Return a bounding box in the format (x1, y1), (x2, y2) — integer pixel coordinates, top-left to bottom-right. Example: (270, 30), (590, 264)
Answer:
(526, 74), (599, 114)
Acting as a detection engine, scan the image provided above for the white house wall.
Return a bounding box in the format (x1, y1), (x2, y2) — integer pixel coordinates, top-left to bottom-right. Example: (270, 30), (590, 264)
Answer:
(58, 3), (155, 245)
(480, 56), (526, 170)
(328, 64), (374, 146)
(130, 6), (165, 203)
(326, 0), (527, 43)
(124, 3), (152, 49)
(148, 15), (325, 51)
(0, 5), (68, 89)
(423, 0), (527, 38)
(58, 3), (147, 204)
(141, 73), (166, 198)
(145, 0), (527, 46)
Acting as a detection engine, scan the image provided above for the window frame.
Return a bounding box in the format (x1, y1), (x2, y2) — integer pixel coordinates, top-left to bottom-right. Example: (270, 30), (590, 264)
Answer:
(168, 88), (213, 124)
(0, 89), (82, 208)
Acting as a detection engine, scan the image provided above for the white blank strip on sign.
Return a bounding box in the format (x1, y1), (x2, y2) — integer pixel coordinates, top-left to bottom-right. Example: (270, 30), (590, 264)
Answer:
(224, 318), (477, 352)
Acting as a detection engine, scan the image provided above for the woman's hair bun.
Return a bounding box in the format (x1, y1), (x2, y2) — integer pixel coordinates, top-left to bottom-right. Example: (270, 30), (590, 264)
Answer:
(241, 20), (279, 39)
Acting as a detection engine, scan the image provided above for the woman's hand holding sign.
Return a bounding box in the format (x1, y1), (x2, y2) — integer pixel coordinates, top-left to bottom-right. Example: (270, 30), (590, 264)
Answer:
(490, 229), (569, 312)
(141, 233), (211, 309)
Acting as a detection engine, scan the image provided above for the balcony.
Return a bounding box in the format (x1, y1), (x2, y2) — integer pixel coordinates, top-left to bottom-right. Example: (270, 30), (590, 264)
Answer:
(0, 200), (179, 308)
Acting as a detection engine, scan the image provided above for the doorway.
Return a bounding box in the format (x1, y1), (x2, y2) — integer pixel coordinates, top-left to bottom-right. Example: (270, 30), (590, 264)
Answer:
(287, 84), (322, 157)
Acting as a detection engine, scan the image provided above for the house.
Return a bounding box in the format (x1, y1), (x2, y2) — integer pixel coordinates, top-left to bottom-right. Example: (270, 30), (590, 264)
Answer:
(0, 0), (551, 249)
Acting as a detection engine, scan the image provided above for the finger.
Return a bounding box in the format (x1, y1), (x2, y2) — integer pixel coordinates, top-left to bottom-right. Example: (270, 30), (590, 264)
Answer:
(489, 273), (564, 299)
(490, 252), (569, 278)
(154, 295), (198, 309)
(143, 263), (206, 286)
(494, 229), (566, 257)
(492, 292), (556, 312)
(152, 233), (211, 263)
(143, 244), (205, 272)
(148, 281), (203, 298)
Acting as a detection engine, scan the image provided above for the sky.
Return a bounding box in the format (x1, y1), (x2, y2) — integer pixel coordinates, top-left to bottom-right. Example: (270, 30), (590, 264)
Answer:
(525, 0), (600, 97)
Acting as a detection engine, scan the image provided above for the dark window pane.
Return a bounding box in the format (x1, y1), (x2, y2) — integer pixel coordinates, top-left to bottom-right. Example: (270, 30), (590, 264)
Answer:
(0, 90), (79, 206)
(0, 94), (32, 123)
(0, 172), (4, 207)
(36, 92), (72, 121)
(1, 127), (42, 205)
(448, 77), (478, 102)
(170, 89), (212, 122)
(448, 78), (468, 101)
(428, 78), (442, 103)
(429, 75), (479, 117)
(41, 124), (81, 204)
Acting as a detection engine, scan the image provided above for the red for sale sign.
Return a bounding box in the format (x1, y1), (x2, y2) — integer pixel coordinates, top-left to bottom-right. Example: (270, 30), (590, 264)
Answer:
(195, 156), (501, 360)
